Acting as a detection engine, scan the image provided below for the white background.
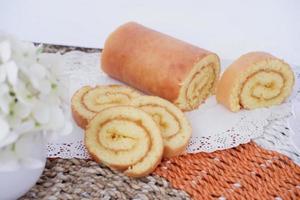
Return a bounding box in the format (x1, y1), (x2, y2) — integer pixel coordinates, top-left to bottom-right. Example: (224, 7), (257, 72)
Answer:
(0, 0), (300, 65)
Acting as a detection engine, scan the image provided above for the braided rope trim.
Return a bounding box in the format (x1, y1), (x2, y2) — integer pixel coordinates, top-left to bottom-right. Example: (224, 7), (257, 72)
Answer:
(154, 142), (300, 199)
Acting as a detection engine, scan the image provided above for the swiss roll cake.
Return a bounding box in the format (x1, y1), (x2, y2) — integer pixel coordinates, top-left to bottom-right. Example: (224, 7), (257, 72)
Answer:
(71, 85), (141, 129)
(216, 52), (294, 112)
(85, 106), (163, 177)
(131, 96), (192, 158)
(101, 22), (220, 111)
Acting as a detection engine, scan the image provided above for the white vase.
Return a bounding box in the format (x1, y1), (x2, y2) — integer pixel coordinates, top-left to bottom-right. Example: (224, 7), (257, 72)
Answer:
(0, 134), (47, 200)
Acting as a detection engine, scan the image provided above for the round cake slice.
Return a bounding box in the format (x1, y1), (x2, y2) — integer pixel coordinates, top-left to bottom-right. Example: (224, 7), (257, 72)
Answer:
(71, 85), (141, 129)
(216, 52), (295, 112)
(131, 96), (192, 158)
(85, 106), (164, 177)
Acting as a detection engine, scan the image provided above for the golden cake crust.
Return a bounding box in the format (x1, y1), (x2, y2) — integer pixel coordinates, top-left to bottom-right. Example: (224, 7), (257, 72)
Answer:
(71, 86), (91, 129)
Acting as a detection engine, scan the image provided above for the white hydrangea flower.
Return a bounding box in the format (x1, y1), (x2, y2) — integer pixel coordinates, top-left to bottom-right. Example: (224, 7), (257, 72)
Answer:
(0, 36), (72, 169)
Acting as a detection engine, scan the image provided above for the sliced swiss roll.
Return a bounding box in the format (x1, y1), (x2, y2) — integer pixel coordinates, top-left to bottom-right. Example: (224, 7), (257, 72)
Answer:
(85, 106), (164, 177)
(216, 52), (295, 112)
(71, 85), (141, 129)
(130, 96), (192, 158)
(101, 22), (220, 111)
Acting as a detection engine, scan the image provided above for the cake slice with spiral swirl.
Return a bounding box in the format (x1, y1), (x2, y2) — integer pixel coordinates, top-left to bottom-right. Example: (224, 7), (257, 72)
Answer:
(216, 52), (295, 112)
(71, 85), (141, 129)
(131, 96), (192, 158)
(85, 106), (164, 177)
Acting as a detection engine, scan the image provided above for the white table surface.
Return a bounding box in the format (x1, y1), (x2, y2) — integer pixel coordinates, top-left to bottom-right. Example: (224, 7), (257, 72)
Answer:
(1, 0), (300, 65)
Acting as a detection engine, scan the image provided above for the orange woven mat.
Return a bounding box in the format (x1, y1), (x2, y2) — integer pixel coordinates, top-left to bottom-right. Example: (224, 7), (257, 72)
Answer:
(154, 142), (300, 199)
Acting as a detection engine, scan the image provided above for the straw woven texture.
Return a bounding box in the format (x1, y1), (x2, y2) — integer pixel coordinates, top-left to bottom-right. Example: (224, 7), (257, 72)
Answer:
(154, 142), (300, 199)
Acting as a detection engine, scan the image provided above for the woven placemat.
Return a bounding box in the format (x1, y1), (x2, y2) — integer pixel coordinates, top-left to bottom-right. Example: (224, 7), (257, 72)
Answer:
(155, 142), (300, 199)
(41, 43), (100, 54)
(20, 159), (190, 200)
(21, 142), (300, 200)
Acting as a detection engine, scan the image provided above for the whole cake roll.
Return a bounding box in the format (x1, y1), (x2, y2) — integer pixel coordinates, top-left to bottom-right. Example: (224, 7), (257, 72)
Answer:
(85, 106), (163, 177)
(71, 85), (141, 129)
(101, 22), (220, 111)
(131, 96), (192, 158)
(216, 52), (294, 112)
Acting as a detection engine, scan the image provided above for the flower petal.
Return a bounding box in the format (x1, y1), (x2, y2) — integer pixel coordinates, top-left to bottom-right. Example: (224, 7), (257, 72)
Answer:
(0, 131), (19, 149)
(33, 102), (50, 124)
(14, 81), (36, 106)
(14, 102), (31, 118)
(47, 106), (64, 130)
(30, 63), (46, 79)
(5, 61), (18, 85)
(0, 117), (9, 142)
(0, 64), (6, 83)
(38, 79), (51, 94)
(11, 39), (36, 60)
(0, 95), (11, 114)
(0, 40), (11, 63)
(14, 120), (35, 134)
(0, 85), (10, 113)
(0, 84), (9, 95)
(29, 76), (40, 91)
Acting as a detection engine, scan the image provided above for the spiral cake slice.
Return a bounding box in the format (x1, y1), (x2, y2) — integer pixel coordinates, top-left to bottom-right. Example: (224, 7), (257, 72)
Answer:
(216, 52), (295, 112)
(131, 96), (192, 158)
(174, 56), (220, 111)
(71, 85), (141, 129)
(85, 106), (163, 177)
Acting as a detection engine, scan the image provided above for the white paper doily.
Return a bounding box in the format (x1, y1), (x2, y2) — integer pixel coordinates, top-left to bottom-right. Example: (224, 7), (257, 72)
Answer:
(254, 67), (300, 164)
(47, 51), (300, 164)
